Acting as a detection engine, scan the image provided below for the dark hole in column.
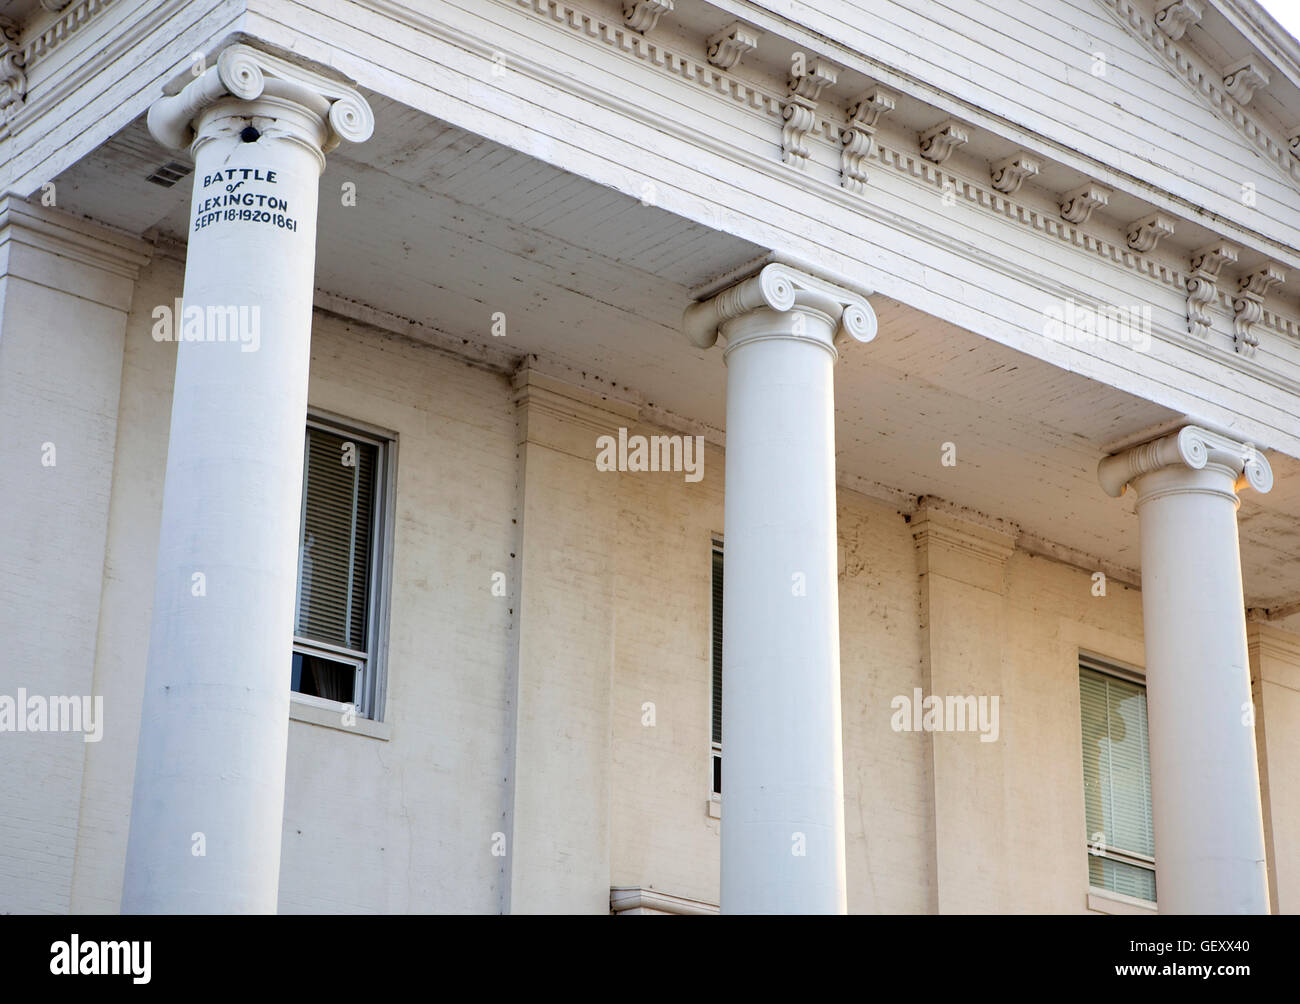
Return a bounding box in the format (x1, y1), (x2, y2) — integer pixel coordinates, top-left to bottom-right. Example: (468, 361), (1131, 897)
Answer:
(240, 126), (261, 143)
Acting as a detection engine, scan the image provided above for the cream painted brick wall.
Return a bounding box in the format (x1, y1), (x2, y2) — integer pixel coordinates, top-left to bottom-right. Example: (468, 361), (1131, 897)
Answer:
(68, 256), (518, 913)
(50, 282), (1300, 914)
(0, 218), (141, 914)
(838, 500), (930, 913)
(69, 254), (181, 912)
(277, 312), (518, 914)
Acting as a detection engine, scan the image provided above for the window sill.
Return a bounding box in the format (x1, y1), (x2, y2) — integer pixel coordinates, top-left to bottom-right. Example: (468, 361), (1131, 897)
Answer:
(289, 695), (391, 740)
(1087, 887), (1157, 915)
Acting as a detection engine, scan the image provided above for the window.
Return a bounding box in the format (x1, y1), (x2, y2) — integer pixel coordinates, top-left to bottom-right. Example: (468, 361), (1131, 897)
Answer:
(292, 415), (394, 721)
(710, 540), (723, 800)
(1079, 656), (1155, 902)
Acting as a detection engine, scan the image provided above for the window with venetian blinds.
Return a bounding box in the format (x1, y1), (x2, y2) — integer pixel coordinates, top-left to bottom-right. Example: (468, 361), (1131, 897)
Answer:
(711, 543), (723, 797)
(1079, 662), (1156, 902)
(292, 421), (383, 713)
(297, 426), (376, 651)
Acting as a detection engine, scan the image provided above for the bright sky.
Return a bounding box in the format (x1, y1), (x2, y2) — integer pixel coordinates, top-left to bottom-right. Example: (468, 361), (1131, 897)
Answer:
(1258, 0), (1300, 43)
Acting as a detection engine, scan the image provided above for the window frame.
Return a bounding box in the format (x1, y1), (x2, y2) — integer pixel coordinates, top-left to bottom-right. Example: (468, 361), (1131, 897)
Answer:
(292, 410), (397, 724)
(710, 537), (723, 806)
(1079, 652), (1156, 905)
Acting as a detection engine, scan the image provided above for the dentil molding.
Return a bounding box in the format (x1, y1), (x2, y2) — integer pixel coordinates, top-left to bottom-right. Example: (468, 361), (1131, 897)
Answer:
(1098, 0), (1300, 185)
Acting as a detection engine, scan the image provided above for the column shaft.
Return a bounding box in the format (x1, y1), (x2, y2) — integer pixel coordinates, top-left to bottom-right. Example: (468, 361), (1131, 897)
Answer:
(686, 264), (874, 914)
(122, 47), (372, 913)
(1100, 427), (1273, 914)
(1136, 467), (1268, 913)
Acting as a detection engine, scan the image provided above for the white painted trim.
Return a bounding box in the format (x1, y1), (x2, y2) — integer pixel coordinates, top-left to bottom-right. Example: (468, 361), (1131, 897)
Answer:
(289, 694), (392, 740)
(1087, 887), (1159, 915)
(610, 886), (719, 914)
(233, 1), (1300, 459)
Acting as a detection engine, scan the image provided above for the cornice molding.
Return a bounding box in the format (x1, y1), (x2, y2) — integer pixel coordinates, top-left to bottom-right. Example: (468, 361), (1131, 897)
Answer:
(1097, 0), (1300, 187)
(1097, 424), (1273, 498)
(8, 0), (181, 139)
(20, 0), (119, 70)
(429, 0), (1300, 369)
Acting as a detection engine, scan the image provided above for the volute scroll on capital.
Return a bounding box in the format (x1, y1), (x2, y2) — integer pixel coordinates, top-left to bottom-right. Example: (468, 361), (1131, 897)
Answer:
(147, 44), (375, 156)
(1097, 425), (1274, 499)
(682, 262), (877, 355)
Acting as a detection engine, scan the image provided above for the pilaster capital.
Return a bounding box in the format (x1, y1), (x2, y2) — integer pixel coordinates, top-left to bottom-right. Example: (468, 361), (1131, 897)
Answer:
(0, 197), (152, 309)
(147, 44), (374, 158)
(910, 502), (1016, 593)
(1098, 425), (1273, 500)
(682, 262), (876, 357)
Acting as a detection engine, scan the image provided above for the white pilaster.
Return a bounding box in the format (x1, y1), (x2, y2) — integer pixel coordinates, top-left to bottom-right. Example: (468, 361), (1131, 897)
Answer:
(0, 199), (151, 913)
(684, 263), (876, 914)
(1098, 426), (1273, 914)
(121, 45), (372, 914)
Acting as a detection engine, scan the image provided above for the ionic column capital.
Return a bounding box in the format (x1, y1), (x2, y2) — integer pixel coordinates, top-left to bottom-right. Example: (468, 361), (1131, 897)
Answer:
(147, 44), (374, 159)
(682, 262), (877, 357)
(1098, 425), (1273, 500)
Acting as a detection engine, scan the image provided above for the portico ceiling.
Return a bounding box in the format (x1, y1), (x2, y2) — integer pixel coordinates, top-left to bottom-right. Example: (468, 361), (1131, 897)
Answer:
(52, 90), (1300, 627)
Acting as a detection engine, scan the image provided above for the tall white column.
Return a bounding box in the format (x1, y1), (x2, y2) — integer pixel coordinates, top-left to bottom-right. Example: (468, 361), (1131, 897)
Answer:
(121, 46), (372, 913)
(1099, 425), (1273, 914)
(684, 263), (876, 914)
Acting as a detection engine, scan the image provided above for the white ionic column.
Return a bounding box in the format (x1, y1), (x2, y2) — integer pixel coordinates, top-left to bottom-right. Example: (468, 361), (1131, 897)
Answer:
(1099, 426), (1273, 914)
(121, 46), (373, 914)
(685, 263), (877, 913)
